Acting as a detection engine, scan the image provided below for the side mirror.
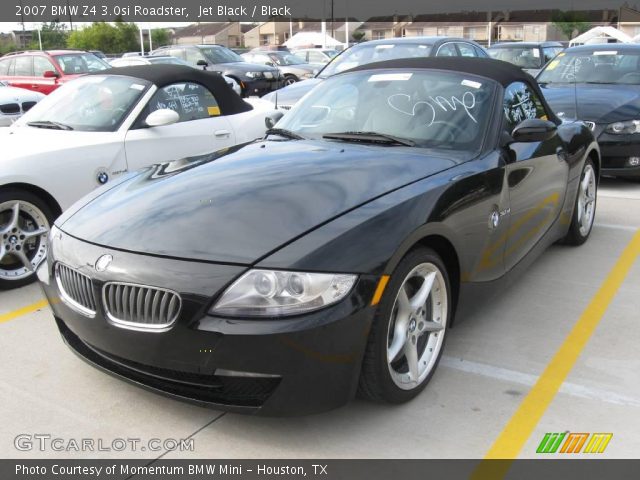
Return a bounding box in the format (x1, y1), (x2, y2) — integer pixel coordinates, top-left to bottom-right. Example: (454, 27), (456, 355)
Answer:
(510, 118), (557, 143)
(266, 61), (275, 67)
(43, 70), (59, 78)
(196, 60), (208, 68)
(265, 111), (284, 129)
(145, 109), (180, 127)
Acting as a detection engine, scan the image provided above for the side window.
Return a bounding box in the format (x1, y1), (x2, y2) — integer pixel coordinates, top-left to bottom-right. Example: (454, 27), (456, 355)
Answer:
(33, 56), (55, 76)
(503, 81), (548, 133)
(14, 56), (33, 76)
(255, 54), (272, 65)
(542, 47), (558, 63)
(185, 48), (206, 65)
(145, 82), (221, 123)
(308, 51), (324, 63)
(474, 45), (489, 58)
(0, 58), (12, 75)
(457, 43), (478, 57)
(436, 43), (458, 57)
(168, 48), (186, 60)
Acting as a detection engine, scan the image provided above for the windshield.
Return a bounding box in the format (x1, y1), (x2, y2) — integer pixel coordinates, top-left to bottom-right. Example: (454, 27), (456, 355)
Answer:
(319, 43), (433, 78)
(200, 46), (244, 64)
(538, 50), (640, 85)
(276, 69), (495, 151)
(272, 53), (306, 65)
(15, 75), (149, 132)
(53, 53), (111, 74)
(489, 47), (543, 69)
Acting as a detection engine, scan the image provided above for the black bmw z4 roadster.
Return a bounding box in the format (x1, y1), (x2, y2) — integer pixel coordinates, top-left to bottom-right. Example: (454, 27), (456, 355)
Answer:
(38, 58), (599, 416)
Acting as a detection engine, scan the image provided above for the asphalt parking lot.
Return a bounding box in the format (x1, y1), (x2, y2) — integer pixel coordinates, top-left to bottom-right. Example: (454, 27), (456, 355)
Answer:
(1, 178), (638, 460)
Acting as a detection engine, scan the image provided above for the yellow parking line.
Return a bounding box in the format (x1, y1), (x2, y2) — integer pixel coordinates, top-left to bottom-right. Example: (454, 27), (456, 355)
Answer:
(0, 299), (50, 324)
(472, 229), (640, 478)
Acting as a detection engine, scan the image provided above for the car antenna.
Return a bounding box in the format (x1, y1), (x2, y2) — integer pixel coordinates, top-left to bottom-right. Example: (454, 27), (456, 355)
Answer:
(275, 91), (278, 110)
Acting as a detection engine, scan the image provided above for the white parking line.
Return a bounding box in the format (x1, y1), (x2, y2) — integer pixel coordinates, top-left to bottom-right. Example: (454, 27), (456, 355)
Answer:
(441, 356), (640, 408)
(595, 223), (640, 232)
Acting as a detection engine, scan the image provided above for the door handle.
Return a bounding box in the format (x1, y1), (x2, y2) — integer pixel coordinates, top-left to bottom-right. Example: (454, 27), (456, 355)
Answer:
(214, 130), (231, 137)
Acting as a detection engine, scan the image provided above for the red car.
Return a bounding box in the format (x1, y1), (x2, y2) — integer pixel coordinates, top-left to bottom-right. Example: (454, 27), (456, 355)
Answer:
(0, 50), (111, 95)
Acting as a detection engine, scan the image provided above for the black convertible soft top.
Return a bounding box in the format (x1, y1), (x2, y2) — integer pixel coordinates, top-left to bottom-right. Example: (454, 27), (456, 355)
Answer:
(344, 57), (560, 123)
(93, 64), (253, 115)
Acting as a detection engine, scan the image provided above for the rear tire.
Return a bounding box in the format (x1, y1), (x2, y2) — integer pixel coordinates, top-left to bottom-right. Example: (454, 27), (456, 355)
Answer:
(0, 189), (53, 289)
(563, 158), (597, 246)
(358, 247), (451, 404)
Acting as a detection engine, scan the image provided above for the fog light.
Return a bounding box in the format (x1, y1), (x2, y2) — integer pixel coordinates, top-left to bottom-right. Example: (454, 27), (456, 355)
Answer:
(629, 157), (640, 167)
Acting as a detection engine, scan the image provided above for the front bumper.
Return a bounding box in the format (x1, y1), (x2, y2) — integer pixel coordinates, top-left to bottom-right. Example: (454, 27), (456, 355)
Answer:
(39, 231), (376, 416)
(240, 77), (284, 97)
(596, 130), (640, 178)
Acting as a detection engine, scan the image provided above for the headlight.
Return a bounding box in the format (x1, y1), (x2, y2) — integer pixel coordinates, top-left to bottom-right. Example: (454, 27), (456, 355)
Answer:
(210, 269), (357, 317)
(245, 71), (264, 79)
(605, 120), (640, 134)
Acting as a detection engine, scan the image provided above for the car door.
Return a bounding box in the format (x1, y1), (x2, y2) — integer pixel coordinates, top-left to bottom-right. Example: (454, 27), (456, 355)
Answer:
(32, 56), (59, 94)
(502, 81), (569, 271)
(124, 81), (236, 171)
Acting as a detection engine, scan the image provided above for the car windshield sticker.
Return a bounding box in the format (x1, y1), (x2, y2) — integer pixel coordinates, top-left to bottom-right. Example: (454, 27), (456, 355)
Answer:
(368, 73), (413, 82)
(418, 45), (428, 49)
(208, 106), (221, 116)
(375, 45), (395, 49)
(594, 51), (617, 56)
(130, 84), (145, 91)
(461, 79), (482, 89)
(504, 89), (538, 125)
(387, 91), (478, 125)
(533, 49), (540, 58)
(546, 60), (560, 70)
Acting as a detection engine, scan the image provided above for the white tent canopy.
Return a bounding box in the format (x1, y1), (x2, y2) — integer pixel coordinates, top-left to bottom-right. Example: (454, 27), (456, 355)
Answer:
(284, 31), (342, 49)
(569, 26), (632, 46)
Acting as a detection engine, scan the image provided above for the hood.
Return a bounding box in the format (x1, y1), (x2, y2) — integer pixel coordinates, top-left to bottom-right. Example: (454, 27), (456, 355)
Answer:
(0, 86), (44, 102)
(60, 140), (460, 264)
(0, 127), (118, 162)
(262, 78), (322, 106)
(541, 83), (640, 124)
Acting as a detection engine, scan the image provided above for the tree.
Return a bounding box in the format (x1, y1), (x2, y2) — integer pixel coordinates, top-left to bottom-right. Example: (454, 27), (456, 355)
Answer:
(67, 21), (140, 54)
(147, 29), (170, 51)
(28, 21), (68, 50)
(352, 30), (366, 43)
(552, 12), (592, 40)
(0, 42), (18, 55)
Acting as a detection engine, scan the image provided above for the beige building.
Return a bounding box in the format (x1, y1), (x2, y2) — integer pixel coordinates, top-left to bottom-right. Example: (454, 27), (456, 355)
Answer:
(243, 20), (361, 48)
(172, 22), (246, 47)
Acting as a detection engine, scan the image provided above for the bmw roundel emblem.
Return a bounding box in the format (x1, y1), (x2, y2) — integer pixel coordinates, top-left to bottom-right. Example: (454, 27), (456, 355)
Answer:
(97, 171), (109, 184)
(95, 255), (113, 272)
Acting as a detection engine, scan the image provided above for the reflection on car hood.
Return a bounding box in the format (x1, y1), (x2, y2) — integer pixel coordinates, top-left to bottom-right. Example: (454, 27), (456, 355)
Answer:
(541, 83), (640, 124)
(60, 140), (460, 264)
(262, 78), (323, 106)
(0, 86), (44, 102)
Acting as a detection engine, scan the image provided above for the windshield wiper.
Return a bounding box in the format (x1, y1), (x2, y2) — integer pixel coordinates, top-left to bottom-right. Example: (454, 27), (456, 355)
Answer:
(323, 131), (416, 147)
(266, 128), (305, 140)
(27, 120), (74, 131)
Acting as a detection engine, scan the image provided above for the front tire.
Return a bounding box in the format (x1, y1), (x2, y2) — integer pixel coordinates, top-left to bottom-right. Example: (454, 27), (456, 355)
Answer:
(0, 189), (53, 289)
(563, 158), (597, 246)
(284, 74), (298, 86)
(359, 247), (451, 404)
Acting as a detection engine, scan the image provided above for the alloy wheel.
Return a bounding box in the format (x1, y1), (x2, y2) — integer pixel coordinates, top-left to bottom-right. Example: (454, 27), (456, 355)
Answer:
(577, 163), (596, 237)
(0, 200), (50, 281)
(386, 262), (448, 390)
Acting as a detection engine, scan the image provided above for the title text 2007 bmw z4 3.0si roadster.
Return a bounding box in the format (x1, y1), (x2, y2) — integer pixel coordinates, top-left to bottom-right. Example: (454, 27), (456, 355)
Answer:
(39, 58), (599, 416)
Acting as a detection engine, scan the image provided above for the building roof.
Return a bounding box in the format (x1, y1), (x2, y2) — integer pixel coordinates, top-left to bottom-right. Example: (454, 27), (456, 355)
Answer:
(173, 22), (235, 39)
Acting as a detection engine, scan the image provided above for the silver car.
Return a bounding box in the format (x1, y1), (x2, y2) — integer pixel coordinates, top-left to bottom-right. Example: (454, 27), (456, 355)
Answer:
(242, 51), (321, 86)
(0, 80), (44, 127)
